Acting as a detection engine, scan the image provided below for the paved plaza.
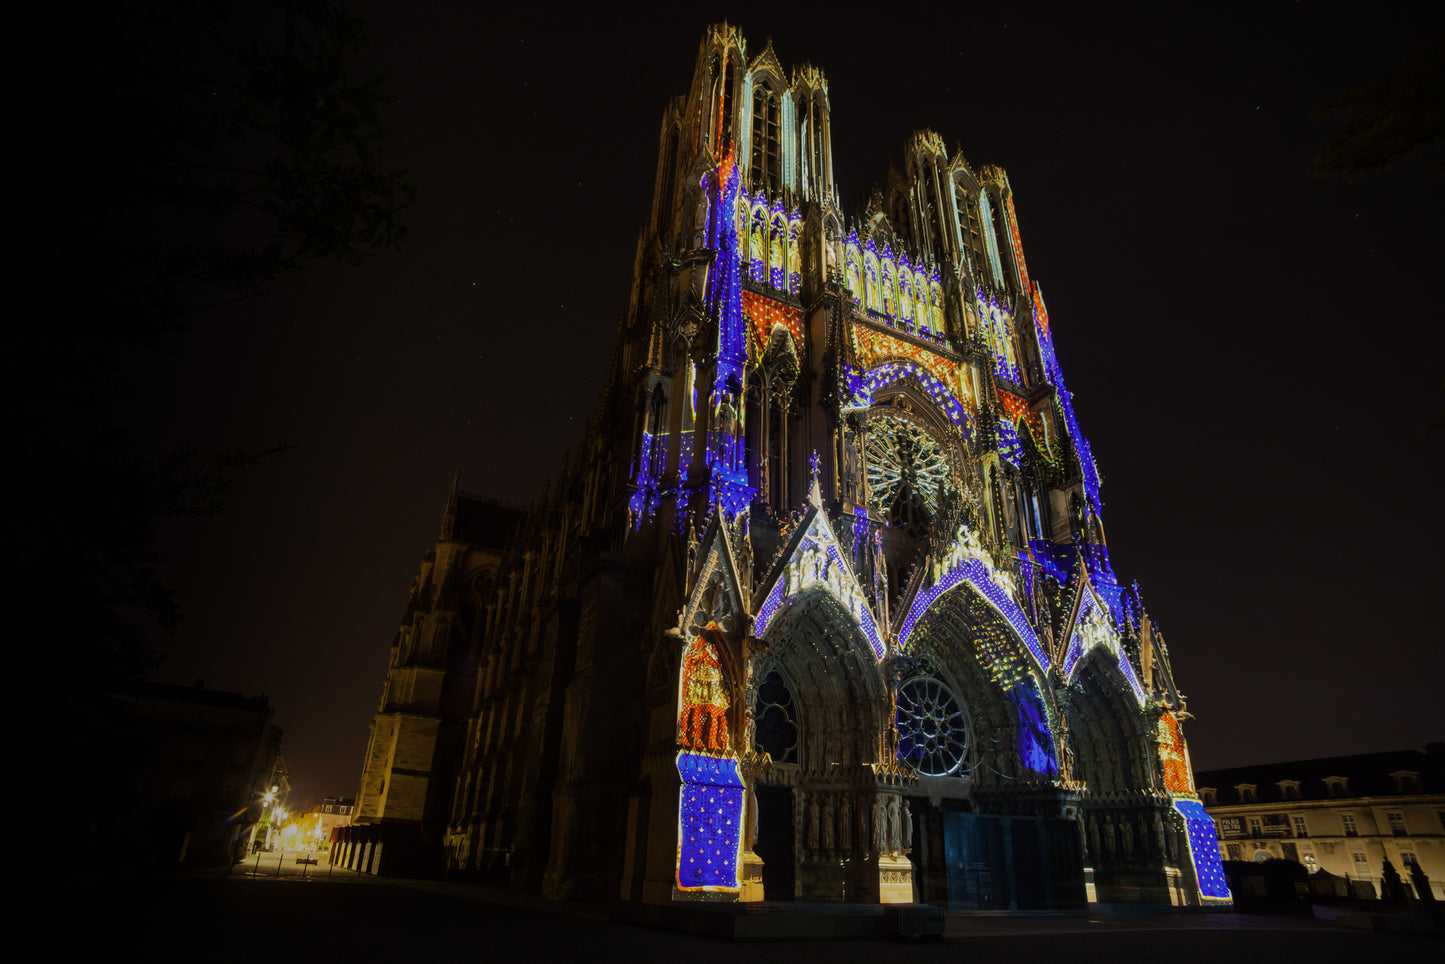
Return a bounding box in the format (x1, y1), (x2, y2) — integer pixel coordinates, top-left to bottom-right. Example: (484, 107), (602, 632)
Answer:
(94, 871), (1435, 962)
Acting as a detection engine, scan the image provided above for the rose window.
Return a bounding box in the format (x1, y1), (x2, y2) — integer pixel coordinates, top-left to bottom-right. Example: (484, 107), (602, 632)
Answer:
(896, 675), (969, 777)
(864, 411), (951, 528)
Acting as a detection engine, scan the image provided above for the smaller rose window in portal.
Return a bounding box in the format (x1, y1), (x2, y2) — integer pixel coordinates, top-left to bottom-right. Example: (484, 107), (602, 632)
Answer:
(896, 676), (968, 777)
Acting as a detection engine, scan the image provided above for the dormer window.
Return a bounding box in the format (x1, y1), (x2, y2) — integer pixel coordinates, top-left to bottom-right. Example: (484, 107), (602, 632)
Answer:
(1278, 780), (1302, 801)
(1236, 783), (1258, 803)
(1199, 787), (1218, 807)
(1390, 770), (1421, 794)
(1324, 776), (1350, 798)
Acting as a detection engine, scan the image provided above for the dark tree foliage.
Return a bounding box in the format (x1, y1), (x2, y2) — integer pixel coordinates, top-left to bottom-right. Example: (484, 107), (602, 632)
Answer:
(1312, 38), (1445, 180)
(10, 0), (412, 857)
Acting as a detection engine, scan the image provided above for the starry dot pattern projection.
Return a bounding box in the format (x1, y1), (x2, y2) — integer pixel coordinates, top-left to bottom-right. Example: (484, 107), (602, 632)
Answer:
(1174, 799), (1232, 901)
(675, 751), (745, 891)
(898, 554), (1049, 672)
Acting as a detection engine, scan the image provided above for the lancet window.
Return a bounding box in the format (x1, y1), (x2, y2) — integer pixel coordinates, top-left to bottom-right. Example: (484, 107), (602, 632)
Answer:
(770, 211), (787, 288)
(955, 183), (984, 280)
(979, 192), (1006, 288)
(750, 83), (783, 195)
(845, 243), (863, 303)
(752, 670), (798, 764)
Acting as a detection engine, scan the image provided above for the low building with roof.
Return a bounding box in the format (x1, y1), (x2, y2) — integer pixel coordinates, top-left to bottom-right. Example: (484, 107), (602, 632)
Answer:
(1196, 745), (1445, 899)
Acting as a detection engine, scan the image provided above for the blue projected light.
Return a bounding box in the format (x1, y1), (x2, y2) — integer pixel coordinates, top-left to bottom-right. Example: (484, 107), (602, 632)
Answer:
(897, 555), (1050, 673)
(844, 360), (971, 437)
(997, 416), (1023, 468)
(751, 516), (884, 659)
(1174, 799), (1232, 901)
(676, 751), (745, 891)
(1012, 681), (1058, 775)
(1033, 292), (1101, 515)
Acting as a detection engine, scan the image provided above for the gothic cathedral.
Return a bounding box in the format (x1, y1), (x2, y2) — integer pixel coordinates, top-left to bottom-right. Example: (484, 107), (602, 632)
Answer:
(348, 24), (1230, 910)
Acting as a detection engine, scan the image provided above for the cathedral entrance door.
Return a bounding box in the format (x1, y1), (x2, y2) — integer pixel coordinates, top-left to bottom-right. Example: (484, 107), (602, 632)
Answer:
(751, 586), (892, 902)
(941, 813), (1081, 910)
(754, 786), (795, 900)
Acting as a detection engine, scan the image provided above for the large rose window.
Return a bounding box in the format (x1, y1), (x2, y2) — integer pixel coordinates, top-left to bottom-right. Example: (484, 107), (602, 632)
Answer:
(864, 411), (951, 528)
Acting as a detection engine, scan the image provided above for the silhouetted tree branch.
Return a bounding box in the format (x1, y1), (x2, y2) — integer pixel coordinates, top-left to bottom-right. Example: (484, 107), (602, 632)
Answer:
(1312, 38), (1445, 180)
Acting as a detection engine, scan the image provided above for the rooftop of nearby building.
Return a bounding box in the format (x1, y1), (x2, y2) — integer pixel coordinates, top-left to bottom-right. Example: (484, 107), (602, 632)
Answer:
(117, 680), (273, 712)
(1196, 745), (1445, 806)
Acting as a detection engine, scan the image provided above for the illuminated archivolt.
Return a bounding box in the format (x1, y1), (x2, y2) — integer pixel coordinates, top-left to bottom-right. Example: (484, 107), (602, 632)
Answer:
(753, 510), (884, 659)
(897, 528), (1050, 674)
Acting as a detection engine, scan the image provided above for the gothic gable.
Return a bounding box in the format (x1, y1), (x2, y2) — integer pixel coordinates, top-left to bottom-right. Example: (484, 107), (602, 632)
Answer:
(752, 503), (884, 659)
(1060, 576), (1145, 707)
(676, 518), (749, 639)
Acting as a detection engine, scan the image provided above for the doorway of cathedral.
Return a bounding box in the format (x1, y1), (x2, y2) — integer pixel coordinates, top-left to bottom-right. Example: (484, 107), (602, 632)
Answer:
(750, 586), (892, 902)
(938, 812), (1085, 909)
(754, 786), (795, 900)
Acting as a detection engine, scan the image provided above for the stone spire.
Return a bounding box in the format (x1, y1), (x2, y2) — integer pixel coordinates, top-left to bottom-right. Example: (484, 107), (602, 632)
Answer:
(438, 468), (461, 542)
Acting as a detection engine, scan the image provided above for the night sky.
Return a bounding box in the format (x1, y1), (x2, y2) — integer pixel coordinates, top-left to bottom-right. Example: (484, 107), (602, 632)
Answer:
(133, 3), (1442, 805)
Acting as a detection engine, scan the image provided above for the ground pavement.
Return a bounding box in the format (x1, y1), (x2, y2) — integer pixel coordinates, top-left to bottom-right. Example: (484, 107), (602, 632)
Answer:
(89, 871), (1435, 962)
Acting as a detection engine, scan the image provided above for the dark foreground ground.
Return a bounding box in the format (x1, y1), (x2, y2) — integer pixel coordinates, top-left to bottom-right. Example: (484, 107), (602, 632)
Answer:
(88, 874), (1434, 962)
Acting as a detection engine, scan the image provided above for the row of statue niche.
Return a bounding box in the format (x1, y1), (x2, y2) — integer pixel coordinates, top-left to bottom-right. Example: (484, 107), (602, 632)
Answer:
(928, 519), (1018, 598)
(783, 538), (865, 623)
(797, 790), (912, 862)
(1085, 808), (1181, 870)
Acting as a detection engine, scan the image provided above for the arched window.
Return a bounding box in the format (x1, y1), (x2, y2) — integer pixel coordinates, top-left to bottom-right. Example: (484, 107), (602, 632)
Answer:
(897, 675), (969, 776)
(863, 250), (881, 312)
(898, 265), (913, 322)
(750, 205), (768, 282)
(955, 181), (983, 275)
(753, 670), (798, 764)
(809, 92), (826, 194)
(881, 257), (898, 318)
(845, 244), (863, 303)
(751, 83), (782, 194)
(787, 217), (801, 294)
(770, 211), (787, 288)
(979, 191), (1005, 288)
(915, 271), (929, 329)
(919, 161), (943, 257)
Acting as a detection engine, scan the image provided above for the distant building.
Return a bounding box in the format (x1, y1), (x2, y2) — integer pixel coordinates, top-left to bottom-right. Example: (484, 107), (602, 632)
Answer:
(113, 681), (285, 867)
(1197, 746), (1445, 899)
(346, 488), (522, 876)
(295, 796), (353, 851)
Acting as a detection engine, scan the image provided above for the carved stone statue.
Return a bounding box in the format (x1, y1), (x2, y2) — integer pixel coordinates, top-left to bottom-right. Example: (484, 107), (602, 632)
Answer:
(838, 796), (852, 858)
(841, 416), (863, 503)
(717, 393), (737, 438)
(821, 794), (835, 857)
(872, 798), (886, 856)
(744, 785), (759, 850)
(807, 795), (820, 856)
(902, 799), (913, 853)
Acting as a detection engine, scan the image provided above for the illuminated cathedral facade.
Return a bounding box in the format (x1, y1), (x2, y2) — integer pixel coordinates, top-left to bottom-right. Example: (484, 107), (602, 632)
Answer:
(350, 25), (1229, 909)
